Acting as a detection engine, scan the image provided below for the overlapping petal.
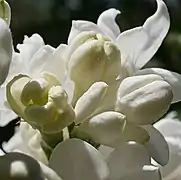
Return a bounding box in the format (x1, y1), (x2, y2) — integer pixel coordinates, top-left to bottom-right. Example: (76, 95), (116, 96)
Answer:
(17, 34), (44, 69)
(115, 74), (173, 125)
(144, 125), (169, 166)
(49, 138), (109, 180)
(3, 122), (48, 164)
(74, 81), (108, 124)
(106, 142), (153, 180)
(68, 8), (121, 43)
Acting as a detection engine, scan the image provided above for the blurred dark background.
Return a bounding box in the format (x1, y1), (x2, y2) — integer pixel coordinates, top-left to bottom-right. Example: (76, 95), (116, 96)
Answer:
(7, 0), (181, 116)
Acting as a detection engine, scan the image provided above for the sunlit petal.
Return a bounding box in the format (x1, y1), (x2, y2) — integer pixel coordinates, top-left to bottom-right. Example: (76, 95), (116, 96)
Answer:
(117, 0), (170, 70)
(97, 8), (121, 41)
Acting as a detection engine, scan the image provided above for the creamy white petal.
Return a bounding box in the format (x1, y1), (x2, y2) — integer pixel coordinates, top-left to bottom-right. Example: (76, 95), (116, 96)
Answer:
(136, 68), (181, 103)
(6, 74), (31, 119)
(0, 18), (12, 85)
(74, 82), (108, 124)
(49, 138), (109, 180)
(107, 142), (151, 180)
(116, 0), (170, 70)
(77, 111), (126, 146)
(144, 125), (169, 166)
(68, 20), (102, 44)
(97, 8), (121, 41)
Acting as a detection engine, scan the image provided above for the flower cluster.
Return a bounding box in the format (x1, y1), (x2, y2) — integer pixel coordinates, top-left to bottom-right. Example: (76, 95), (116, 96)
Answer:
(0, 0), (181, 180)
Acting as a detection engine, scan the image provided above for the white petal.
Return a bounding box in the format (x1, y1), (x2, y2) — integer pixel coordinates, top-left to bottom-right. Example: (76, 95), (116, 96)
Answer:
(3, 52), (24, 84)
(154, 117), (181, 179)
(107, 142), (151, 180)
(75, 82), (108, 124)
(154, 115), (181, 137)
(49, 138), (109, 180)
(17, 34), (44, 66)
(77, 111), (126, 146)
(144, 125), (169, 166)
(97, 8), (121, 41)
(119, 165), (161, 180)
(68, 20), (102, 44)
(43, 44), (67, 84)
(4, 122), (48, 164)
(136, 68), (181, 103)
(0, 18), (12, 85)
(117, 0), (170, 70)
(0, 109), (17, 126)
(29, 45), (54, 77)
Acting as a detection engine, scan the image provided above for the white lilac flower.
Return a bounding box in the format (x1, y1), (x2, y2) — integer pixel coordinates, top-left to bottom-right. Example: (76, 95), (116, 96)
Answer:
(3, 0), (178, 166)
(153, 112), (181, 180)
(0, 0), (179, 179)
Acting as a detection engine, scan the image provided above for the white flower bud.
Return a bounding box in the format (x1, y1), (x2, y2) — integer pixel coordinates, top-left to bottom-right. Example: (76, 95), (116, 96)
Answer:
(115, 74), (173, 125)
(76, 111), (126, 146)
(67, 31), (121, 96)
(74, 81), (108, 124)
(0, 0), (11, 26)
